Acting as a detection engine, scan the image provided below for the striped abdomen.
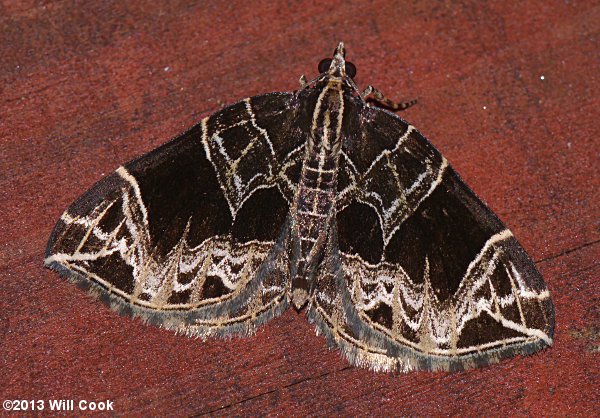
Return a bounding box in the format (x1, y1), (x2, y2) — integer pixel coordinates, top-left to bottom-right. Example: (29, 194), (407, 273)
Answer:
(290, 79), (344, 308)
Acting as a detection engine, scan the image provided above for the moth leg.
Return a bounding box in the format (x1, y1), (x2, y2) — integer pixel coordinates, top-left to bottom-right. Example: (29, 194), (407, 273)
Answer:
(299, 74), (308, 88)
(361, 85), (417, 111)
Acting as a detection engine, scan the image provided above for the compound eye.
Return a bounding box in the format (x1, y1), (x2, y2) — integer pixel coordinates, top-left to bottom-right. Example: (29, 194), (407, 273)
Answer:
(317, 58), (357, 78)
(318, 58), (332, 73)
(345, 61), (357, 78)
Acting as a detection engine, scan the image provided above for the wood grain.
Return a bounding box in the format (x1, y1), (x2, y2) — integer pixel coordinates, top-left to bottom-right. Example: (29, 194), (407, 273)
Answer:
(1, 1), (598, 416)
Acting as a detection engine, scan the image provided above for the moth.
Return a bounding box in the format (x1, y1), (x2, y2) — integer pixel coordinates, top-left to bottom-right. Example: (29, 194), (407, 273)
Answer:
(45, 43), (554, 372)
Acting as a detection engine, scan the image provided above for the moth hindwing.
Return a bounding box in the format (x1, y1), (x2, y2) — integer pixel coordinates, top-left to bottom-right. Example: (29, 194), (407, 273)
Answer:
(46, 42), (554, 372)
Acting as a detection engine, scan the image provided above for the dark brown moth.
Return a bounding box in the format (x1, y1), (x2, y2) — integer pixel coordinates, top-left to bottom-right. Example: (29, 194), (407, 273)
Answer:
(45, 43), (554, 372)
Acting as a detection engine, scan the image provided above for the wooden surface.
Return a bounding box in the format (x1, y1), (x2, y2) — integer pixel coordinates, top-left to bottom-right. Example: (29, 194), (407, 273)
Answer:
(1, 1), (599, 416)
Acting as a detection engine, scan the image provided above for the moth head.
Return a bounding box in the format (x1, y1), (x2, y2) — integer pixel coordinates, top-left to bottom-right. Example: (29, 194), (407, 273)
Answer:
(318, 41), (357, 79)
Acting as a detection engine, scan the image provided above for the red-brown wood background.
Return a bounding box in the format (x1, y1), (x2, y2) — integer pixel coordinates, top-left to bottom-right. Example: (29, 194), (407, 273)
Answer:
(1, 1), (598, 416)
